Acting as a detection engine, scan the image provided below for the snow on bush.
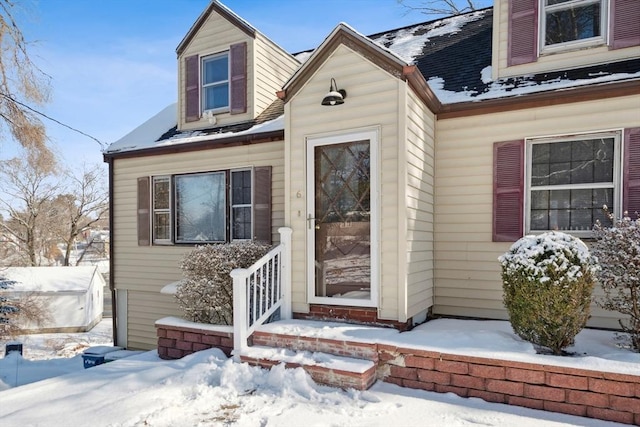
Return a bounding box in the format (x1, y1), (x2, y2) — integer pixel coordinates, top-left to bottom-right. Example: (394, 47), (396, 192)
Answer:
(499, 231), (597, 355)
(592, 209), (640, 351)
(176, 242), (271, 325)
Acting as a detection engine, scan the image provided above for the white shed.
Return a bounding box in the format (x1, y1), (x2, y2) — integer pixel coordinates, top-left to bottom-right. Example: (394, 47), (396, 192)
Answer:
(0, 266), (105, 333)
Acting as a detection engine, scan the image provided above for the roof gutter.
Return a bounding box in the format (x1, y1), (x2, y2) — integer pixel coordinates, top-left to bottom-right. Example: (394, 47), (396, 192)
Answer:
(103, 129), (284, 160)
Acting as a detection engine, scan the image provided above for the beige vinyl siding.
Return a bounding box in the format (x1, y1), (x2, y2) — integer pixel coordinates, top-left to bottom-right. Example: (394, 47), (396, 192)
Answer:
(286, 44), (402, 320)
(254, 33), (299, 115)
(112, 141), (284, 346)
(403, 88), (435, 320)
(492, 0), (640, 79)
(126, 291), (182, 350)
(434, 94), (640, 329)
(178, 12), (254, 130)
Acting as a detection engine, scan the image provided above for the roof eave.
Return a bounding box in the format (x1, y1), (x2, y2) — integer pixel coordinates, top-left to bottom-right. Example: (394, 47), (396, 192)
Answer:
(102, 129), (284, 161)
(437, 78), (640, 119)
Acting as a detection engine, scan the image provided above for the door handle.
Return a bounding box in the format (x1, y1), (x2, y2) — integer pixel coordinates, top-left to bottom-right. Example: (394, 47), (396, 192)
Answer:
(307, 214), (320, 230)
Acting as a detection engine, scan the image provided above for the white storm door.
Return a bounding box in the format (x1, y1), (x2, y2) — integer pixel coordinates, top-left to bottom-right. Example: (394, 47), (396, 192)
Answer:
(306, 129), (379, 307)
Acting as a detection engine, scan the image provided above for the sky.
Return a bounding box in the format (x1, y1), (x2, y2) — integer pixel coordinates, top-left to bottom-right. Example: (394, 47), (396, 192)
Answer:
(0, 318), (634, 426)
(2, 0), (491, 168)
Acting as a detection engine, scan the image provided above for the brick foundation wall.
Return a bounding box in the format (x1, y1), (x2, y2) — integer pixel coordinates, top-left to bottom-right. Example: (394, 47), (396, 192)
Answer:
(156, 323), (233, 360)
(294, 305), (412, 331)
(379, 345), (640, 425)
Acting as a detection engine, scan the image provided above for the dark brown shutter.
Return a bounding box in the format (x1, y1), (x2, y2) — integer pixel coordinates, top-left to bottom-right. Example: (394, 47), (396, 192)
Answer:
(185, 54), (200, 122)
(229, 42), (247, 115)
(610, 0), (640, 50)
(508, 0), (538, 66)
(623, 128), (640, 216)
(253, 166), (272, 243)
(493, 140), (525, 242)
(137, 177), (151, 246)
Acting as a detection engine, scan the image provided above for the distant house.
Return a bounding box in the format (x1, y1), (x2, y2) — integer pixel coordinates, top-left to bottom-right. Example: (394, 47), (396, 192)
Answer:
(104, 0), (640, 351)
(0, 266), (104, 333)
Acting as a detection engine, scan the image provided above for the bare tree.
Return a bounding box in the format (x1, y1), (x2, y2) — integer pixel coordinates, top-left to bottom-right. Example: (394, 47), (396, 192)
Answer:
(0, 0), (54, 165)
(52, 165), (109, 266)
(0, 151), (59, 266)
(397, 0), (489, 17)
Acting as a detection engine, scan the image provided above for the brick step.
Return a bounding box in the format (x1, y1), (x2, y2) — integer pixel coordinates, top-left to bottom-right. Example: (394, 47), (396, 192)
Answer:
(239, 345), (377, 390)
(252, 319), (400, 362)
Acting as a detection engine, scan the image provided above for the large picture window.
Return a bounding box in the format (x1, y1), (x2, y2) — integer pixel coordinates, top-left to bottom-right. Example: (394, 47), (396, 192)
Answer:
(150, 168), (260, 244)
(541, 0), (606, 52)
(202, 52), (229, 112)
(526, 132), (621, 236)
(175, 172), (226, 243)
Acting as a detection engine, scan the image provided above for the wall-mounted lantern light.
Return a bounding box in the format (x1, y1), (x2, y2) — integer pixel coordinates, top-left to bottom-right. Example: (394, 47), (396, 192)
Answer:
(321, 78), (347, 106)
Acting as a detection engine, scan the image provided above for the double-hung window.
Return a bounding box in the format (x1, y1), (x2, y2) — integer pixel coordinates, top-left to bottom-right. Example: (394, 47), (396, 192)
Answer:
(202, 52), (229, 112)
(526, 131), (621, 236)
(150, 168), (266, 245)
(230, 169), (252, 240)
(541, 0), (607, 52)
(152, 177), (171, 243)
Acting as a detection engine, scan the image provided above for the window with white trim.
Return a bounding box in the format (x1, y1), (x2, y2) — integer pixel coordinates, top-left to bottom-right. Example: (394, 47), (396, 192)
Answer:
(151, 169), (254, 244)
(202, 52), (229, 112)
(526, 131), (621, 236)
(230, 169), (252, 240)
(152, 176), (171, 243)
(541, 0), (607, 52)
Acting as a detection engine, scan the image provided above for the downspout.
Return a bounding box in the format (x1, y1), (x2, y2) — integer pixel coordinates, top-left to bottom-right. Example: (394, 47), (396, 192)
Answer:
(106, 155), (118, 346)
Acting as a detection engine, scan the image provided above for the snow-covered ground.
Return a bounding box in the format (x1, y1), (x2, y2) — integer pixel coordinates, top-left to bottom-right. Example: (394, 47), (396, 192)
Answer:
(0, 318), (636, 426)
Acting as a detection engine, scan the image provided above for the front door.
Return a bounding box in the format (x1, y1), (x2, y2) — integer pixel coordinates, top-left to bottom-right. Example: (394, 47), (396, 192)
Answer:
(306, 130), (378, 307)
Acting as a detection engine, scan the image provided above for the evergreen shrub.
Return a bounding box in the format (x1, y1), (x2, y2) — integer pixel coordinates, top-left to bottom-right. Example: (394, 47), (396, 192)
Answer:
(499, 231), (597, 355)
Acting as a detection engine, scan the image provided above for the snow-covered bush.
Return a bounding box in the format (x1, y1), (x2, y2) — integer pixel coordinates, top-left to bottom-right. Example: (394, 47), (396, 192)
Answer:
(176, 242), (271, 325)
(499, 231), (597, 355)
(592, 209), (640, 351)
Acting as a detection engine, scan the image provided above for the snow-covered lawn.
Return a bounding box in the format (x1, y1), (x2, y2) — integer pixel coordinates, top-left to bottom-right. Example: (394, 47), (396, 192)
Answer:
(0, 318), (637, 426)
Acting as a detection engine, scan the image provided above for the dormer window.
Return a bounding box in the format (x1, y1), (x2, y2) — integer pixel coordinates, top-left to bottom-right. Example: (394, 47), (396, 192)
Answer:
(540, 0), (607, 53)
(202, 52), (230, 112)
(184, 42), (247, 123)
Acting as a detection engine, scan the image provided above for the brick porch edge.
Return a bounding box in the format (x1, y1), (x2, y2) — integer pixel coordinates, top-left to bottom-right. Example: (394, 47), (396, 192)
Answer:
(156, 323), (233, 359)
(379, 344), (640, 425)
(157, 323), (640, 425)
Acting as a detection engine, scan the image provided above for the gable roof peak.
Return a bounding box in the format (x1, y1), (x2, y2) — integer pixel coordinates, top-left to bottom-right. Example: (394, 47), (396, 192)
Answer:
(176, 0), (257, 55)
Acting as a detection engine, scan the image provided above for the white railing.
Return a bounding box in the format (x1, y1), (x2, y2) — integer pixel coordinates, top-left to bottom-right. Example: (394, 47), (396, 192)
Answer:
(231, 227), (292, 353)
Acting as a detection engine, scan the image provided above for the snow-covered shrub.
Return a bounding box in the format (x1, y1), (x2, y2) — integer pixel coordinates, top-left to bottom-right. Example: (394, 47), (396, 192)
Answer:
(176, 242), (271, 325)
(592, 209), (640, 351)
(499, 231), (597, 355)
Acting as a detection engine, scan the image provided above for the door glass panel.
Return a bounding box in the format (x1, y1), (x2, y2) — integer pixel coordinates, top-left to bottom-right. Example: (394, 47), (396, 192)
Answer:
(314, 140), (371, 299)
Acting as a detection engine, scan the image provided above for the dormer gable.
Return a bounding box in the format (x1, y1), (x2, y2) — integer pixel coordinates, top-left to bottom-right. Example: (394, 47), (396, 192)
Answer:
(493, 0), (640, 79)
(279, 23), (441, 113)
(176, 1), (298, 132)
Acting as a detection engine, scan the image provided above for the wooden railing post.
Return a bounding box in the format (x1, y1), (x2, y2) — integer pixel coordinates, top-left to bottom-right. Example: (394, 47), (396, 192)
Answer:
(278, 227), (293, 320)
(231, 268), (249, 353)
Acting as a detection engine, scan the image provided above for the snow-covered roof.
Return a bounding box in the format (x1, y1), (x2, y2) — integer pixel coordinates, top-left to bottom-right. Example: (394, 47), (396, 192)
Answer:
(107, 103), (177, 154)
(0, 266), (103, 293)
(106, 6), (639, 156)
(105, 100), (284, 155)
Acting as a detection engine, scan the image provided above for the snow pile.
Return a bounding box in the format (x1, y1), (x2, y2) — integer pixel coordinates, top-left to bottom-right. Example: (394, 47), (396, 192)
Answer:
(498, 231), (597, 285)
(0, 347), (618, 426)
